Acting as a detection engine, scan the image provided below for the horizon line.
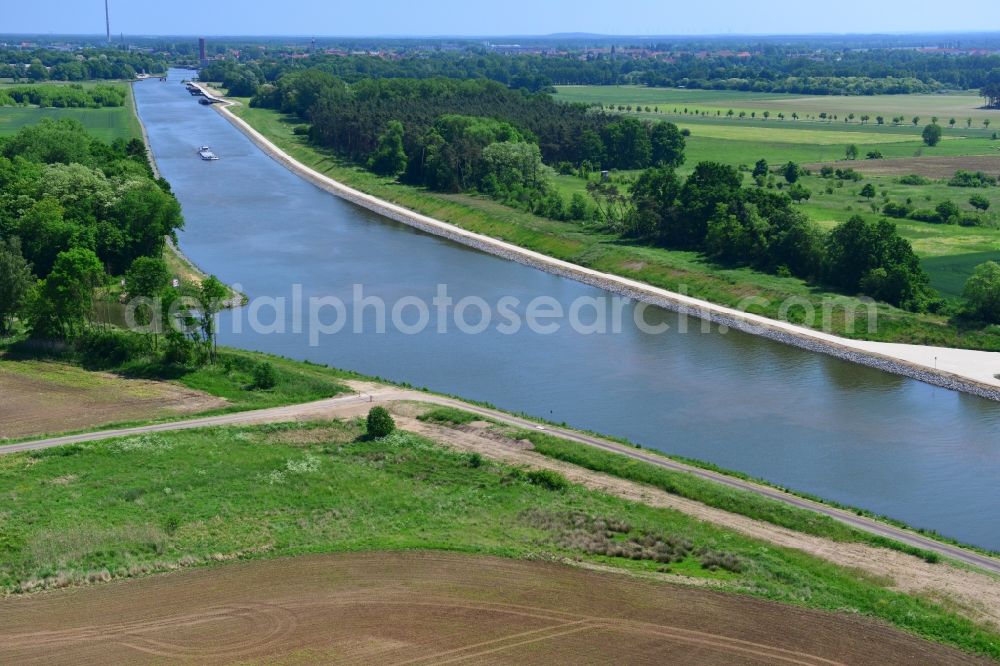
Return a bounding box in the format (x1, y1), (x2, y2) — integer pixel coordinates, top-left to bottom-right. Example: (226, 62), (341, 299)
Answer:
(4, 30), (1000, 40)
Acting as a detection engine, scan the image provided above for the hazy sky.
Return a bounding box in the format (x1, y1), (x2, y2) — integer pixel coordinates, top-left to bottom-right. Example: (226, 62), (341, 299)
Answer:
(5, 0), (1000, 37)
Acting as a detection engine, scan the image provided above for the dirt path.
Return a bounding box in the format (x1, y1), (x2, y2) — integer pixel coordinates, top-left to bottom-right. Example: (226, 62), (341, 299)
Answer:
(0, 551), (985, 665)
(395, 411), (1000, 633)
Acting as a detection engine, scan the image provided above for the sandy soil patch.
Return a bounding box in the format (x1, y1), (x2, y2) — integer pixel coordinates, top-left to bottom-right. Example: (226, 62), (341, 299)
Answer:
(0, 551), (983, 665)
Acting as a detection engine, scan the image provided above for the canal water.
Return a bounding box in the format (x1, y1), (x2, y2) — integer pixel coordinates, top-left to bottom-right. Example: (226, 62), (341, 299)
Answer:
(135, 70), (1000, 550)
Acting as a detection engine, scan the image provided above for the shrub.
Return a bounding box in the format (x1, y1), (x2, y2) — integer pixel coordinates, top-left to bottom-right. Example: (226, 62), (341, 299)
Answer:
(963, 261), (1000, 323)
(251, 361), (279, 390)
(75, 329), (147, 369)
(164, 515), (180, 535)
(948, 170), (997, 188)
(163, 330), (200, 366)
(908, 208), (940, 223)
(882, 201), (913, 218)
(787, 183), (811, 202)
(969, 194), (991, 211)
(935, 200), (961, 224)
(525, 468), (568, 491)
(898, 174), (931, 185)
(292, 125), (310, 136)
(366, 406), (396, 438)
(467, 452), (484, 468)
(834, 167), (863, 181)
(866, 150), (883, 159)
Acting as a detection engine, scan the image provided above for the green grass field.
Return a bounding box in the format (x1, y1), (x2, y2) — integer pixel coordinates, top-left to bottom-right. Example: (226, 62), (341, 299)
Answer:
(555, 84), (1000, 171)
(0, 82), (140, 142)
(678, 124), (920, 146)
(2, 419), (998, 658)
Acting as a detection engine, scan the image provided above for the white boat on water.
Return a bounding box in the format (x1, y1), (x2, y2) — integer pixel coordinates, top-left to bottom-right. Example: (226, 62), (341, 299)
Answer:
(198, 145), (220, 161)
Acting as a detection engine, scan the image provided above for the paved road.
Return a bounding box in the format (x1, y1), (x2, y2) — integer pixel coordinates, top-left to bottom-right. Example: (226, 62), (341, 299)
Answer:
(5, 389), (999, 575)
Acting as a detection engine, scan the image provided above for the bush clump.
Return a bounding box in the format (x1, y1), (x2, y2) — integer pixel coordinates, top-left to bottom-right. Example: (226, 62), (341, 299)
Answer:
(882, 201), (913, 218)
(366, 406), (396, 439)
(75, 329), (148, 369)
(524, 468), (568, 491)
(417, 407), (479, 426)
(697, 548), (744, 573)
(948, 170), (997, 188)
(251, 361), (279, 390)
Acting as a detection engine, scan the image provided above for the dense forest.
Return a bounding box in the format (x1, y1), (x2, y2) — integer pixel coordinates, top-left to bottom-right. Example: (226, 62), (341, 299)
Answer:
(251, 71), (685, 220)
(0, 47), (166, 81)
(204, 48), (1000, 96)
(0, 119), (184, 339)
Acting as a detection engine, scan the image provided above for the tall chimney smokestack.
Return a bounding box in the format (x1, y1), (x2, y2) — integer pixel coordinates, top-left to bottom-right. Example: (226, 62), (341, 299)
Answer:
(105, 0), (111, 43)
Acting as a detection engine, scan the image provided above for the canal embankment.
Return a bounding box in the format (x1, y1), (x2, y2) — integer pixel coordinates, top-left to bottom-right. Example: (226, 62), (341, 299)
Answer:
(196, 84), (1000, 401)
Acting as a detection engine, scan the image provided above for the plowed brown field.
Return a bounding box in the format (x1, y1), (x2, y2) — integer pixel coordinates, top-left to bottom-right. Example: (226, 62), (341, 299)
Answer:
(0, 552), (985, 665)
(804, 155), (1000, 179)
(0, 360), (225, 440)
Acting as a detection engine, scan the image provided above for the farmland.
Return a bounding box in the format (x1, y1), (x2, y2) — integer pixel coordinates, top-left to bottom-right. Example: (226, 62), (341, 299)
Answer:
(1, 417), (999, 660)
(554, 85), (1000, 168)
(0, 552), (983, 665)
(555, 85), (1000, 124)
(0, 356), (226, 440)
(547, 85), (1000, 299)
(0, 82), (140, 142)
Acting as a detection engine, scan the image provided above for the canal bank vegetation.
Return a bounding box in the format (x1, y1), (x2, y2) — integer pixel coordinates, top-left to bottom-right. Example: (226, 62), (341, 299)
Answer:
(230, 99), (1000, 349)
(413, 405), (958, 561)
(196, 61), (1000, 346)
(0, 117), (242, 376)
(2, 420), (999, 659)
(419, 403), (1000, 561)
